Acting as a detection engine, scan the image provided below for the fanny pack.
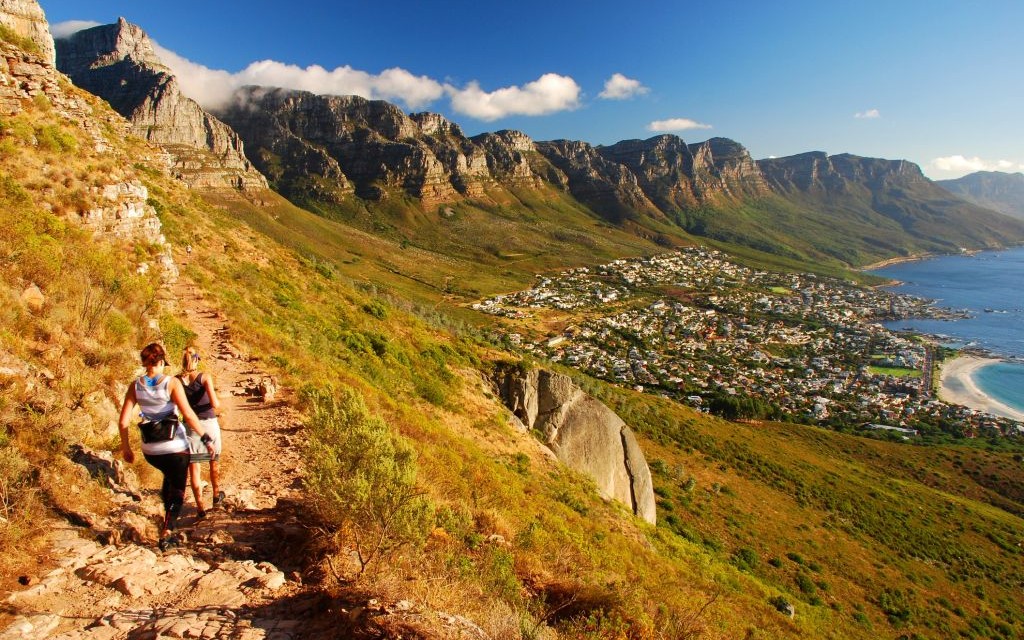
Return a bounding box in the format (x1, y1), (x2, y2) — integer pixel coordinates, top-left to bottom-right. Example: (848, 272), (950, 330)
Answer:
(139, 416), (179, 444)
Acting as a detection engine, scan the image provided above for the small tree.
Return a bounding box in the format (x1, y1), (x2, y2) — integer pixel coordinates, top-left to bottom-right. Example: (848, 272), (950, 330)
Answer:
(302, 385), (433, 578)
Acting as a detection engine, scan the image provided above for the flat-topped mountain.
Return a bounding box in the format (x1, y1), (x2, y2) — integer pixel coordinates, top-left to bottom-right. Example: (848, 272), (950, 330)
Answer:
(55, 18), (267, 192)
(937, 171), (1024, 221)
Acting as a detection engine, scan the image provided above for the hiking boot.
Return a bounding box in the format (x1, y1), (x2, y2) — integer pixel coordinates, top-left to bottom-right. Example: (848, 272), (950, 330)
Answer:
(213, 491), (226, 507)
(159, 534), (178, 551)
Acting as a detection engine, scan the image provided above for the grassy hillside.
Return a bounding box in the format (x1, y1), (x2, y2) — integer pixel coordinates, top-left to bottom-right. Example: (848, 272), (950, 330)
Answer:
(2, 75), (1023, 639)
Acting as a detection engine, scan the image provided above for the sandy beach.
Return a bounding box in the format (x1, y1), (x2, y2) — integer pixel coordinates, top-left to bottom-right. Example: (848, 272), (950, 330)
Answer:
(939, 355), (1024, 422)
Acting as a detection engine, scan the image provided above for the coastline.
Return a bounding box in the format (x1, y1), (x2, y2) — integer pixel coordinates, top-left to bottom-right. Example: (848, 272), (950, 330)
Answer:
(938, 355), (1024, 422)
(860, 253), (931, 271)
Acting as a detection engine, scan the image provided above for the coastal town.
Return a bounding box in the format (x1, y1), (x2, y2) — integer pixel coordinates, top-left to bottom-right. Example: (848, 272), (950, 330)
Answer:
(474, 248), (1023, 439)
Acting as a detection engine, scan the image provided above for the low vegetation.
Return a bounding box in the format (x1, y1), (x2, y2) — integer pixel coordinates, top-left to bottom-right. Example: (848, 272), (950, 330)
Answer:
(1, 70), (1022, 639)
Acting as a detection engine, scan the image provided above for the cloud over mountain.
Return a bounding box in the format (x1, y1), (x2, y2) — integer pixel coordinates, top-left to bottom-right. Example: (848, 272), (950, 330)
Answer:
(51, 20), (101, 39)
(154, 45), (444, 111)
(647, 118), (712, 132)
(154, 45), (582, 121)
(932, 155), (1024, 175)
(445, 73), (581, 121)
(598, 73), (649, 100)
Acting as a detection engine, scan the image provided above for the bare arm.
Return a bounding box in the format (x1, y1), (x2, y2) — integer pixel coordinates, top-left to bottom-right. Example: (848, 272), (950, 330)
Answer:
(203, 373), (221, 414)
(117, 383), (138, 464)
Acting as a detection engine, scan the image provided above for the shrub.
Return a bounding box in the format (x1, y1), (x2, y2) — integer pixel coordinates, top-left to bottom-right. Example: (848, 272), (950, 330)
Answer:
(160, 314), (197, 358)
(768, 595), (792, 615)
(876, 587), (915, 627)
(361, 299), (388, 319)
(732, 546), (759, 572)
(302, 385), (433, 577)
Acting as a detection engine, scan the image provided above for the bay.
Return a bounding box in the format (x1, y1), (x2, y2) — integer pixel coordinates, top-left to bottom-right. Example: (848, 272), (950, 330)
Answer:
(870, 246), (1024, 413)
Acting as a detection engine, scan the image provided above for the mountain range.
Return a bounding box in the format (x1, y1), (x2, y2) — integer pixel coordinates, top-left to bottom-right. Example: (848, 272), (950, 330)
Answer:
(55, 18), (1024, 269)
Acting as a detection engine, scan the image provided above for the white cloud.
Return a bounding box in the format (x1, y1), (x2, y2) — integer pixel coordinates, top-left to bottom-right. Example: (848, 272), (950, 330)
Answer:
(154, 44), (444, 111)
(931, 155), (1019, 173)
(647, 118), (713, 132)
(445, 73), (581, 121)
(854, 109), (881, 119)
(929, 155), (1024, 178)
(51, 20), (101, 39)
(598, 73), (649, 100)
(154, 44), (580, 120)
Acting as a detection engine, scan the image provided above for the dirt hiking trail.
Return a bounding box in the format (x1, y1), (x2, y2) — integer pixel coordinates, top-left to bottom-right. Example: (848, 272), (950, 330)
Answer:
(0, 277), (335, 639)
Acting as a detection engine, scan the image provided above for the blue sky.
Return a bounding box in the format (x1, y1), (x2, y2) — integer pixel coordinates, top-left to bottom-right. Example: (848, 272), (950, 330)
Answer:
(39, 0), (1024, 179)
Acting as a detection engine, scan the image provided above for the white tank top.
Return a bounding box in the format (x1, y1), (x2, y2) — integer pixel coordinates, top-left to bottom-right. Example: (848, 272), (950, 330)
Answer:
(134, 376), (188, 455)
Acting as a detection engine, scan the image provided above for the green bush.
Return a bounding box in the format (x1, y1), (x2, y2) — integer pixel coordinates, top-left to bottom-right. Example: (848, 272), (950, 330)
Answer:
(302, 385), (433, 577)
(35, 124), (77, 153)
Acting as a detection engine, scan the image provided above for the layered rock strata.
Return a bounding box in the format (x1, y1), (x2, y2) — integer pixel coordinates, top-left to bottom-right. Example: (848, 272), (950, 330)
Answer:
(496, 367), (656, 524)
(55, 18), (267, 192)
(0, 0), (54, 65)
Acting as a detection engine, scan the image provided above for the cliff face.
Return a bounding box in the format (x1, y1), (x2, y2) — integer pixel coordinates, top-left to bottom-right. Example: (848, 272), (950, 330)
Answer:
(595, 135), (769, 213)
(217, 87), (554, 207)
(535, 139), (663, 223)
(496, 367), (656, 525)
(55, 19), (267, 192)
(759, 152), (928, 195)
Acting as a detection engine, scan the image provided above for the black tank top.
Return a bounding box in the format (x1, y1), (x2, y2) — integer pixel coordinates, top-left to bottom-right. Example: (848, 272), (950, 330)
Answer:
(181, 373), (215, 419)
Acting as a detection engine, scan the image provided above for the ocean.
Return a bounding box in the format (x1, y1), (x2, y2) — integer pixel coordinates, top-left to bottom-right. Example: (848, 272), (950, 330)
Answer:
(870, 246), (1024, 413)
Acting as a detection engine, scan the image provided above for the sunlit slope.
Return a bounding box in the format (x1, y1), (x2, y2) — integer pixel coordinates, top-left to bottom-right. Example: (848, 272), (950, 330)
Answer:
(591, 382), (1024, 639)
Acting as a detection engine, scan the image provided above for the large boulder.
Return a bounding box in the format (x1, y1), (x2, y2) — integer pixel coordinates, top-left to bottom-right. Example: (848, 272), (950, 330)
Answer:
(496, 367), (656, 524)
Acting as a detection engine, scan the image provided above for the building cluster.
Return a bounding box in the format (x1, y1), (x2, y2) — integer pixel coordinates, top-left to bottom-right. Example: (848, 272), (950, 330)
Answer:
(476, 248), (1019, 438)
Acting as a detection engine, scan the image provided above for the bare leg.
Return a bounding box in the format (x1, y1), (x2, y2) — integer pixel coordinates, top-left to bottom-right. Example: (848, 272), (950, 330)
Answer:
(209, 459), (220, 498)
(189, 462), (206, 515)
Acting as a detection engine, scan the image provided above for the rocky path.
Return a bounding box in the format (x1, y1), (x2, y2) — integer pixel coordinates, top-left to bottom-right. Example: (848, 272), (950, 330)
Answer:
(0, 277), (326, 640)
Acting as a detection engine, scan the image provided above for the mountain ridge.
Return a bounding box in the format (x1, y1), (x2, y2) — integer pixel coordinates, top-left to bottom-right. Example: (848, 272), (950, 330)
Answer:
(50, 18), (1024, 269)
(937, 170), (1024, 221)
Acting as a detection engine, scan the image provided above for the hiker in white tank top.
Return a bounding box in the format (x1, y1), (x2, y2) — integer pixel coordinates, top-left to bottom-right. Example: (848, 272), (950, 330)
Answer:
(133, 374), (189, 456)
(118, 343), (215, 550)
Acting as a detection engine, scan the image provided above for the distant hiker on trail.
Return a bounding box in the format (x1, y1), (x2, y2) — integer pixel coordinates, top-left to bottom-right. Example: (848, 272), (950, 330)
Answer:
(117, 343), (215, 550)
(178, 345), (225, 517)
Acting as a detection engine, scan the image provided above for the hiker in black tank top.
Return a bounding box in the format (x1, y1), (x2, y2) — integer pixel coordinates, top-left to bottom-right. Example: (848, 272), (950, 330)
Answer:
(178, 346), (224, 517)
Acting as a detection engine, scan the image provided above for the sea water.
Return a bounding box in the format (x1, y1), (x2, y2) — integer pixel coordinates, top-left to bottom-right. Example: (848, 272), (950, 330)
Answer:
(870, 246), (1024, 413)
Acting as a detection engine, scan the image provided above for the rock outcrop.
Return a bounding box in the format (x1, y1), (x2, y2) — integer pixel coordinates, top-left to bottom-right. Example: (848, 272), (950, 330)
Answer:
(0, 0), (54, 65)
(496, 367), (656, 524)
(55, 19), (267, 192)
(0, 3), (177, 281)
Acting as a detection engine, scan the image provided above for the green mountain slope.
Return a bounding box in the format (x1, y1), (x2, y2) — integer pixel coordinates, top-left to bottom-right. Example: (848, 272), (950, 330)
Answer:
(938, 171), (1024, 221)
